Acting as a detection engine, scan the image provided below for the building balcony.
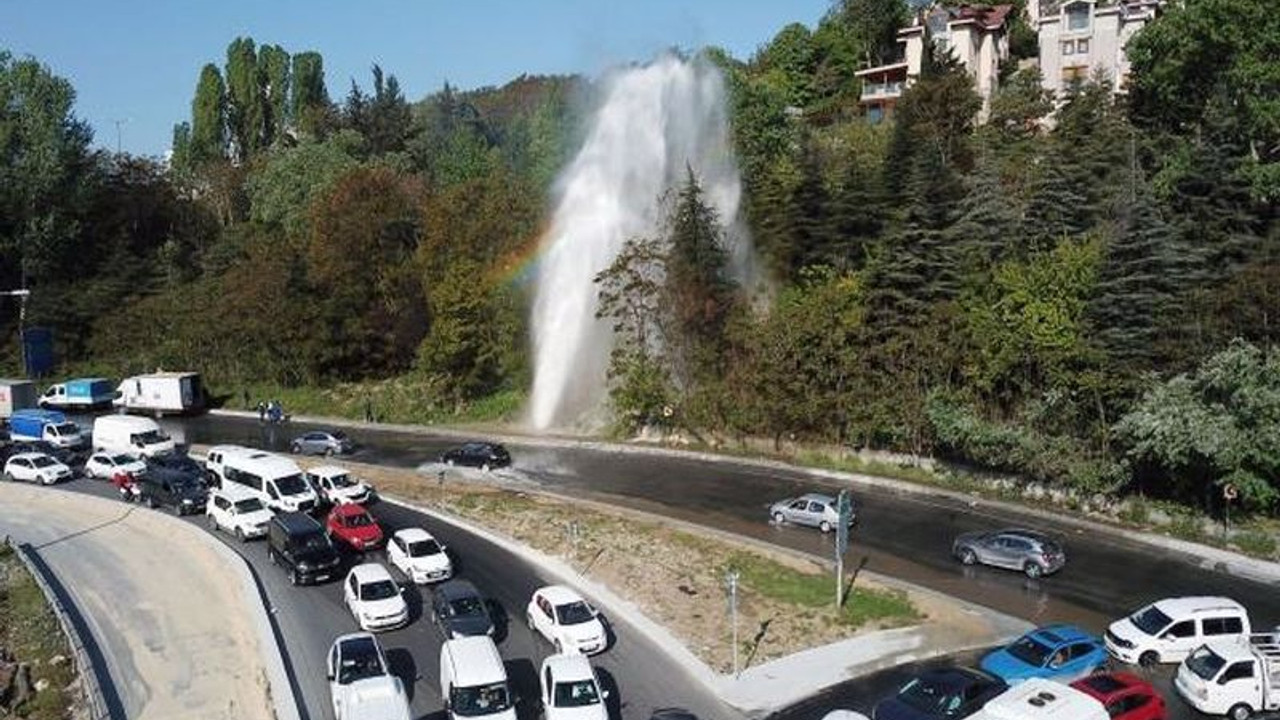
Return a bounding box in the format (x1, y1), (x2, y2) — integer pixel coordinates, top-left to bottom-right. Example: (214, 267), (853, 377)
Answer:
(860, 81), (906, 101)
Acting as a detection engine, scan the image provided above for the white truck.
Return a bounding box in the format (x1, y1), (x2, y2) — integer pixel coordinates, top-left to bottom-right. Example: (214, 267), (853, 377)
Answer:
(1175, 634), (1280, 720)
(114, 372), (204, 416)
(0, 379), (37, 419)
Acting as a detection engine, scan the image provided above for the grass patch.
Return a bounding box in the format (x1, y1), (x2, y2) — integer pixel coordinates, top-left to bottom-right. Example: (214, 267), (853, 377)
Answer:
(0, 545), (76, 719)
(224, 377), (526, 426)
(1232, 530), (1278, 558)
(726, 551), (920, 628)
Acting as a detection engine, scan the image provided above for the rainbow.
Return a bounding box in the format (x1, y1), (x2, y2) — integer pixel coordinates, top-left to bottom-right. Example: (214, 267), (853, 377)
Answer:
(490, 223), (552, 290)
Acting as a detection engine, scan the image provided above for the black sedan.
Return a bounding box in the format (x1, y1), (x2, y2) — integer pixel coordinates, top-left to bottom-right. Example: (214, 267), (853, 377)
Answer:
(872, 667), (1006, 720)
(439, 442), (510, 471)
(430, 580), (495, 639)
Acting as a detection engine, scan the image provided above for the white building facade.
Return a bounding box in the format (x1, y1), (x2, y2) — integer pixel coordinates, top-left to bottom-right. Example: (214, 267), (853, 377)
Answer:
(1033, 0), (1162, 97)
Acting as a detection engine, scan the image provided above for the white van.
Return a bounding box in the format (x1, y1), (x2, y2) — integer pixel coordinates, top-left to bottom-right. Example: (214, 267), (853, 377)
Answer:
(1107, 596), (1250, 666)
(92, 415), (176, 458)
(206, 445), (318, 514)
(967, 678), (1107, 720)
(440, 636), (516, 720)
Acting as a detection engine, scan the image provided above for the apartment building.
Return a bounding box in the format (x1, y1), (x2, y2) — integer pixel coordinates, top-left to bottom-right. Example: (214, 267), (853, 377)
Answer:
(1033, 0), (1163, 97)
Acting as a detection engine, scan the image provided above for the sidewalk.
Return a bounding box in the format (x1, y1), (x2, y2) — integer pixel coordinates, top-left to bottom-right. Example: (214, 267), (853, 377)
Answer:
(0, 483), (280, 720)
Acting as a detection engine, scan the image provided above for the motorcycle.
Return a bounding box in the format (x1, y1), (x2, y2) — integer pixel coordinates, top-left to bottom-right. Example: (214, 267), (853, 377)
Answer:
(111, 472), (142, 503)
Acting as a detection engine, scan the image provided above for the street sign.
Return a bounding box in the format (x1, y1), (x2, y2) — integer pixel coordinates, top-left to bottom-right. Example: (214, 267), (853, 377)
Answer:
(1223, 484), (1239, 501)
(836, 489), (851, 557)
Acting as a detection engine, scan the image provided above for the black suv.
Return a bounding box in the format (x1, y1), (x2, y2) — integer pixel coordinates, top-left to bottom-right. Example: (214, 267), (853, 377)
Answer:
(139, 472), (208, 516)
(145, 452), (209, 486)
(267, 512), (341, 585)
(439, 442), (511, 470)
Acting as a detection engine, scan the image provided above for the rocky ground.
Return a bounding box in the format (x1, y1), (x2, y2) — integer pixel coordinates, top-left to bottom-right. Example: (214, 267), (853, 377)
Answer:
(0, 544), (81, 720)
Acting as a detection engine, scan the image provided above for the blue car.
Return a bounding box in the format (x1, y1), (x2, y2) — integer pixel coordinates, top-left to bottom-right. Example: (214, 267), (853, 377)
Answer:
(872, 667), (1006, 720)
(980, 624), (1108, 684)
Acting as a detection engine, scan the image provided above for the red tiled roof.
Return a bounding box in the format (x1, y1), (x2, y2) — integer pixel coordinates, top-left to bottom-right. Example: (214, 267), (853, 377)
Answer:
(952, 4), (1014, 29)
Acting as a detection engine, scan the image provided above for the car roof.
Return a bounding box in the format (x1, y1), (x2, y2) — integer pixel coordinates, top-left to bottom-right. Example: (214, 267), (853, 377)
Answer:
(8, 452), (52, 462)
(442, 636), (506, 685)
(272, 511), (323, 534)
(1070, 672), (1149, 701)
(543, 653), (595, 683)
(308, 465), (349, 478)
(437, 579), (481, 600)
(980, 678), (1101, 719)
(796, 493), (836, 503)
(538, 585), (587, 606)
(213, 483), (265, 502)
(917, 667), (997, 690)
(1028, 624), (1095, 646)
(349, 563), (394, 584)
(994, 528), (1054, 542)
(393, 528), (435, 543)
(1151, 596), (1246, 616)
(331, 503), (371, 518)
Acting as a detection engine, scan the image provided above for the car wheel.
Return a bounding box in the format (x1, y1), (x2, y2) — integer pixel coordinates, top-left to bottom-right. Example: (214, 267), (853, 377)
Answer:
(771, 511), (784, 525)
(1023, 562), (1044, 579)
(173, 503), (183, 516)
(819, 520), (832, 533)
(1229, 703), (1252, 720)
(325, 447), (334, 457)
(290, 443), (301, 454)
(481, 463), (491, 473)
(235, 527), (246, 542)
(290, 569), (300, 586)
(2, 472), (12, 482)
(446, 458), (455, 467)
(959, 548), (977, 565)
(207, 514), (218, 531)
(145, 496), (157, 510)
(1139, 651), (1158, 668)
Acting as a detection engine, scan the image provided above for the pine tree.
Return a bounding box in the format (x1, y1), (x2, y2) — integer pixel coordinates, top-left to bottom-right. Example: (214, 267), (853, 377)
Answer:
(1022, 147), (1091, 254)
(829, 150), (886, 272)
(949, 150), (1021, 275)
(785, 130), (833, 278)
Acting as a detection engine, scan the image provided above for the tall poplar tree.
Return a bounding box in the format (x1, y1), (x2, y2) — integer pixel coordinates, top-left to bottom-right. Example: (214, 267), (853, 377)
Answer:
(290, 51), (330, 139)
(190, 63), (227, 163)
(258, 44), (290, 148)
(225, 37), (264, 161)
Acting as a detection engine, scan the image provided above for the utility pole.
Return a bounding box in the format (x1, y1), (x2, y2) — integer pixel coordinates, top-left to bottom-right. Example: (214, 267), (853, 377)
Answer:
(835, 489), (852, 608)
(725, 569), (740, 677)
(2, 289), (31, 376)
(114, 118), (131, 155)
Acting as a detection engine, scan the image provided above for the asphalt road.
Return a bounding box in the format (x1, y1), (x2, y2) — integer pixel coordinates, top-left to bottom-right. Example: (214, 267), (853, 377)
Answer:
(58, 473), (733, 720)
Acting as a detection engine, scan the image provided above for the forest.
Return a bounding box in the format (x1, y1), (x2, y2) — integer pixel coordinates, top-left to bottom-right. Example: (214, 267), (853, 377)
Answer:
(0, 0), (1276, 514)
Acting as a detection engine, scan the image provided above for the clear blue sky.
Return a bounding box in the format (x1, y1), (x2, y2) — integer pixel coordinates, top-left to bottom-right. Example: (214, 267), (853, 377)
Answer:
(4, 0), (832, 158)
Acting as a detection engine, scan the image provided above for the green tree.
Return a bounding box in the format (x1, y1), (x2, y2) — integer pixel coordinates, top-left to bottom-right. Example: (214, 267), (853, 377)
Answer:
(258, 43), (290, 147)
(290, 51), (330, 139)
(756, 23), (816, 108)
(190, 63), (228, 163)
(225, 37), (264, 161)
(245, 131), (363, 238)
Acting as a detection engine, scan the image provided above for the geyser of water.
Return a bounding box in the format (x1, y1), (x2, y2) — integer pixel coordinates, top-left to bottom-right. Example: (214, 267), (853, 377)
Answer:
(528, 54), (755, 431)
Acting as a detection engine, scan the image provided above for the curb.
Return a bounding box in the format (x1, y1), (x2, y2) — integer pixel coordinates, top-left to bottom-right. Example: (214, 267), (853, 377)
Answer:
(211, 408), (1280, 585)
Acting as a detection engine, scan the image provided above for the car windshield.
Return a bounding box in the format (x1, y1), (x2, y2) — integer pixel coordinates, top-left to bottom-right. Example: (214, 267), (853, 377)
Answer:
(134, 430), (168, 444)
(1006, 636), (1054, 666)
(332, 431), (348, 440)
(897, 678), (963, 715)
(555, 679), (601, 707)
(275, 474), (308, 495)
(110, 454), (134, 464)
(360, 580), (399, 601)
(337, 642), (385, 685)
(556, 601), (595, 626)
(451, 682), (511, 717)
(300, 532), (331, 551)
(328, 473), (355, 488)
(233, 498), (265, 513)
(1130, 605), (1174, 636)
(449, 596), (486, 618)
(52, 423), (78, 435)
(1186, 646), (1228, 680)
(346, 512), (373, 527)
(408, 539), (442, 557)
(31, 456), (57, 468)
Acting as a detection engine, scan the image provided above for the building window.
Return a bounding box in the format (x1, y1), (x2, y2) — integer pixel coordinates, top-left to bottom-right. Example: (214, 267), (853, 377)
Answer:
(1065, 2), (1090, 30)
(1062, 40), (1075, 55)
(1076, 38), (1089, 54)
(1062, 66), (1088, 83)
(867, 105), (885, 125)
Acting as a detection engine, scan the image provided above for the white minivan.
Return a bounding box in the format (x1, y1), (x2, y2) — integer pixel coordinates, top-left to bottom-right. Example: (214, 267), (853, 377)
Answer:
(92, 415), (176, 458)
(1106, 596), (1250, 666)
(440, 636), (516, 720)
(206, 445), (319, 513)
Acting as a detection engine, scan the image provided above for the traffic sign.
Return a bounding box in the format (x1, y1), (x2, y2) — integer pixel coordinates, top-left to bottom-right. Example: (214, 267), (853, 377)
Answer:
(1223, 484), (1239, 501)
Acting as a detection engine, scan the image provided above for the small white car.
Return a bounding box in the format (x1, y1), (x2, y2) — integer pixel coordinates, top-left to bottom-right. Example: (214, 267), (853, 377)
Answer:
(84, 451), (146, 480)
(327, 632), (411, 720)
(343, 563), (409, 632)
(540, 653), (608, 720)
(387, 528), (452, 584)
(307, 465), (374, 505)
(527, 585), (607, 655)
(206, 487), (274, 541)
(3, 452), (73, 485)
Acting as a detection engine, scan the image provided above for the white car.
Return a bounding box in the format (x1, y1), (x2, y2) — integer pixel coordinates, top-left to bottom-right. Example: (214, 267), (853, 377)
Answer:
(307, 465), (373, 505)
(387, 528), (452, 584)
(84, 451), (146, 480)
(527, 586), (607, 655)
(343, 563), (409, 632)
(540, 654), (609, 720)
(3, 452), (73, 485)
(327, 632), (411, 720)
(206, 487), (274, 541)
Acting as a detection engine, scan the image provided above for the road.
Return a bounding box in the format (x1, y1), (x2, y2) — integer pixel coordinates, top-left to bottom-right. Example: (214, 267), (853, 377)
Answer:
(58, 474), (733, 720)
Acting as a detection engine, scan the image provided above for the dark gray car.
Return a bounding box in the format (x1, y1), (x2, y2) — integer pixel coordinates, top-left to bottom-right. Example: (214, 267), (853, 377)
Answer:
(290, 430), (354, 456)
(430, 580), (494, 639)
(952, 528), (1066, 579)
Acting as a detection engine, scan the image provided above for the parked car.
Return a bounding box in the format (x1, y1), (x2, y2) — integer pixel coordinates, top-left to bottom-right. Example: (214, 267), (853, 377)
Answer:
(440, 442), (510, 471)
(326, 503), (384, 552)
(980, 624), (1108, 683)
(966, 677), (1109, 720)
(6, 440), (80, 468)
(343, 563), (409, 632)
(952, 528), (1066, 579)
(292, 429), (354, 457)
(2, 452), (73, 485)
(84, 451), (146, 480)
(1071, 672), (1167, 720)
(267, 511), (342, 585)
(206, 486), (274, 541)
(1105, 596), (1249, 667)
(527, 585), (607, 655)
(540, 653), (608, 720)
(327, 632), (411, 720)
(768, 492), (854, 533)
(431, 580), (494, 639)
(387, 528), (452, 584)
(306, 465), (373, 506)
(138, 471), (208, 516)
(872, 667), (1007, 720)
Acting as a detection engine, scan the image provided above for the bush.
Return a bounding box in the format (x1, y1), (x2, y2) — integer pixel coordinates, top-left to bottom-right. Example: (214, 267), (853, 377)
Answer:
(1233, 530), (1278, 558)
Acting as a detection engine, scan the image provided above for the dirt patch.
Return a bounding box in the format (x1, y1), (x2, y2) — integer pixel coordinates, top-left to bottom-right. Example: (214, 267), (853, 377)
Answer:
(0, 544), (80, 720)
(298, 456), (931, 674)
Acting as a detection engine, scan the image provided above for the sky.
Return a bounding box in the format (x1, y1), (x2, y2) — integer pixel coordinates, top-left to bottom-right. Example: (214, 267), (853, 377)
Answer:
(3, 0), (832, 158)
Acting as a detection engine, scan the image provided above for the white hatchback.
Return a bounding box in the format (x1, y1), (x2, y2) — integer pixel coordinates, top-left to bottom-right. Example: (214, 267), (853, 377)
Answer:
(387, 528), (452, 584)
(84, 451), (146, 480)
(527, 585), (607, 656)
(206, 487), (274, 541)
(3, 452), (73, 485)
(540, 653), (608, 720)
(327, 632), (411, 720)
(343, 563), (409, 632)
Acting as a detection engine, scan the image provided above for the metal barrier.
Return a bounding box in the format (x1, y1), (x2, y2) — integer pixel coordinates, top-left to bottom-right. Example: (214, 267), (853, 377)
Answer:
(4, 536), (112, 720)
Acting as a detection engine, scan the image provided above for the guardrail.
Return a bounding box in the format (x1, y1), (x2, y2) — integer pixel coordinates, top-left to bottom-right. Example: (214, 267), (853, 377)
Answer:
(4, 536), (113, 720)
